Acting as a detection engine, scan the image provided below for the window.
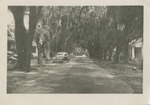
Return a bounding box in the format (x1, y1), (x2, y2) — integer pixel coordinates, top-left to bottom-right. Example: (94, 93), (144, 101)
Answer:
(135, 47), (141, 59)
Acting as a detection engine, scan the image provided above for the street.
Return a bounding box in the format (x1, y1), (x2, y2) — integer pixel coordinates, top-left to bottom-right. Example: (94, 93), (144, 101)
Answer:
(7, 56), (142, 93)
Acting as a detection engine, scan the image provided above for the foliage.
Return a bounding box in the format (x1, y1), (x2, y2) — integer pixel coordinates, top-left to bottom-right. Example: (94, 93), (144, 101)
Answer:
(9, 6), (143, 71)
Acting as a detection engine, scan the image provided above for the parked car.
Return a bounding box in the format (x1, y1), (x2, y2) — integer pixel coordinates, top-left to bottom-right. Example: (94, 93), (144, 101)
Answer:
(7, 51), (17, 64)
(70, 53), (75, 58)
(53, 52), (70, 63)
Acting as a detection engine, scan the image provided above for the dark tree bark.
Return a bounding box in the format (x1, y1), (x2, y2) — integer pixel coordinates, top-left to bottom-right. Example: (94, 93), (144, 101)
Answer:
(45, 32), (51, 61)
(98, 45), (103, 60)
(124, 39), (129, 64)
(123, 22), (129, 64)
(114, 44), (122, 63)
(37, 48), (41, 64)
(103, 48), (108, 60)
(108, 47), (113, 61)
(9, 6), (26, 69)
(25, 7), (37, 72)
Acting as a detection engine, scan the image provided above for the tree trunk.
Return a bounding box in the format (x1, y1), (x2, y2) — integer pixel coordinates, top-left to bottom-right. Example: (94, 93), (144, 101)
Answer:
(124, 39), (129, 64)
(45, 41), (50, 61)
(37, 48), (41, 64)
(25, 7), (37, 72)
(103, 48), (108, 60)
(108, 47), (113, 61)
(13, 7), (26, 69)
(114, 44), (122, 63)
(123, 22), (129, 64)
(99, 46), (102, 60)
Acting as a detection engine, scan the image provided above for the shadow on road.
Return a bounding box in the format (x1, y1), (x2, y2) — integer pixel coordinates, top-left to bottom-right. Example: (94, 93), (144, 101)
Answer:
(7, 56), (142, 94)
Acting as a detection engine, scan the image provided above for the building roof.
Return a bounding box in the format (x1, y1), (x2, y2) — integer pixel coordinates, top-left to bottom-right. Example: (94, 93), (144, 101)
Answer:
(130, 38), (143, 47)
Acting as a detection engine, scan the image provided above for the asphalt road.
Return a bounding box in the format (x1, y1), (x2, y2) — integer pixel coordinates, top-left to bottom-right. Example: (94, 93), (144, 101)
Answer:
(7, 56), (142, 93)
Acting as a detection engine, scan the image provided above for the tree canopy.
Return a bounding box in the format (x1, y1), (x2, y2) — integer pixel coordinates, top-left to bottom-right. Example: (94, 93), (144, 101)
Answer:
(8, 6), (143, 71)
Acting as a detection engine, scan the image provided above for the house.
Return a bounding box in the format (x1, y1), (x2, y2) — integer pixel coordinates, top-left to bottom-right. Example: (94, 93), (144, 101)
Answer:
(129, 38), (143, 62)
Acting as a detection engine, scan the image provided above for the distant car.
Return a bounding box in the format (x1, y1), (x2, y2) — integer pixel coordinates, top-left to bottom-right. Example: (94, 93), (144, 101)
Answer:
(53, 52), (70, 63)
(70, 53), (75, 58)
(81, 54), (87, 57)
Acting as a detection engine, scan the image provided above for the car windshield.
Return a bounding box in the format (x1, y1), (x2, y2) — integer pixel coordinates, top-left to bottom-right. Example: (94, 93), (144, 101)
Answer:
(57, 53), (64, 56)
(57, 52), (68, 56)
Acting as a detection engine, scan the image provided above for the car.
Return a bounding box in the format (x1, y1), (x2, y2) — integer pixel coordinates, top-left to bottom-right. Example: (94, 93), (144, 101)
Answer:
(69, 53), (75, 58)
(7, 51), (17, 63)
(53, 52), (70, 63)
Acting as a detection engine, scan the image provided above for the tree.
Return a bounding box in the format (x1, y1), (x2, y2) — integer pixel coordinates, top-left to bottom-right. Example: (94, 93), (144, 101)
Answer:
(9, 6), (43, 71)
(106, 6), (143, 63)
(25, 6), (143, 67)
(8, 6), (26, 69)
(120, 6), (143, 64)
(25, 7), (38, 71)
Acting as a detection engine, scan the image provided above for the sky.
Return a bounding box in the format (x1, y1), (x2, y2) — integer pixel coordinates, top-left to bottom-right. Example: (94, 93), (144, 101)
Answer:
(7, 10), (15, 27)
(7, 9), (29, 30)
